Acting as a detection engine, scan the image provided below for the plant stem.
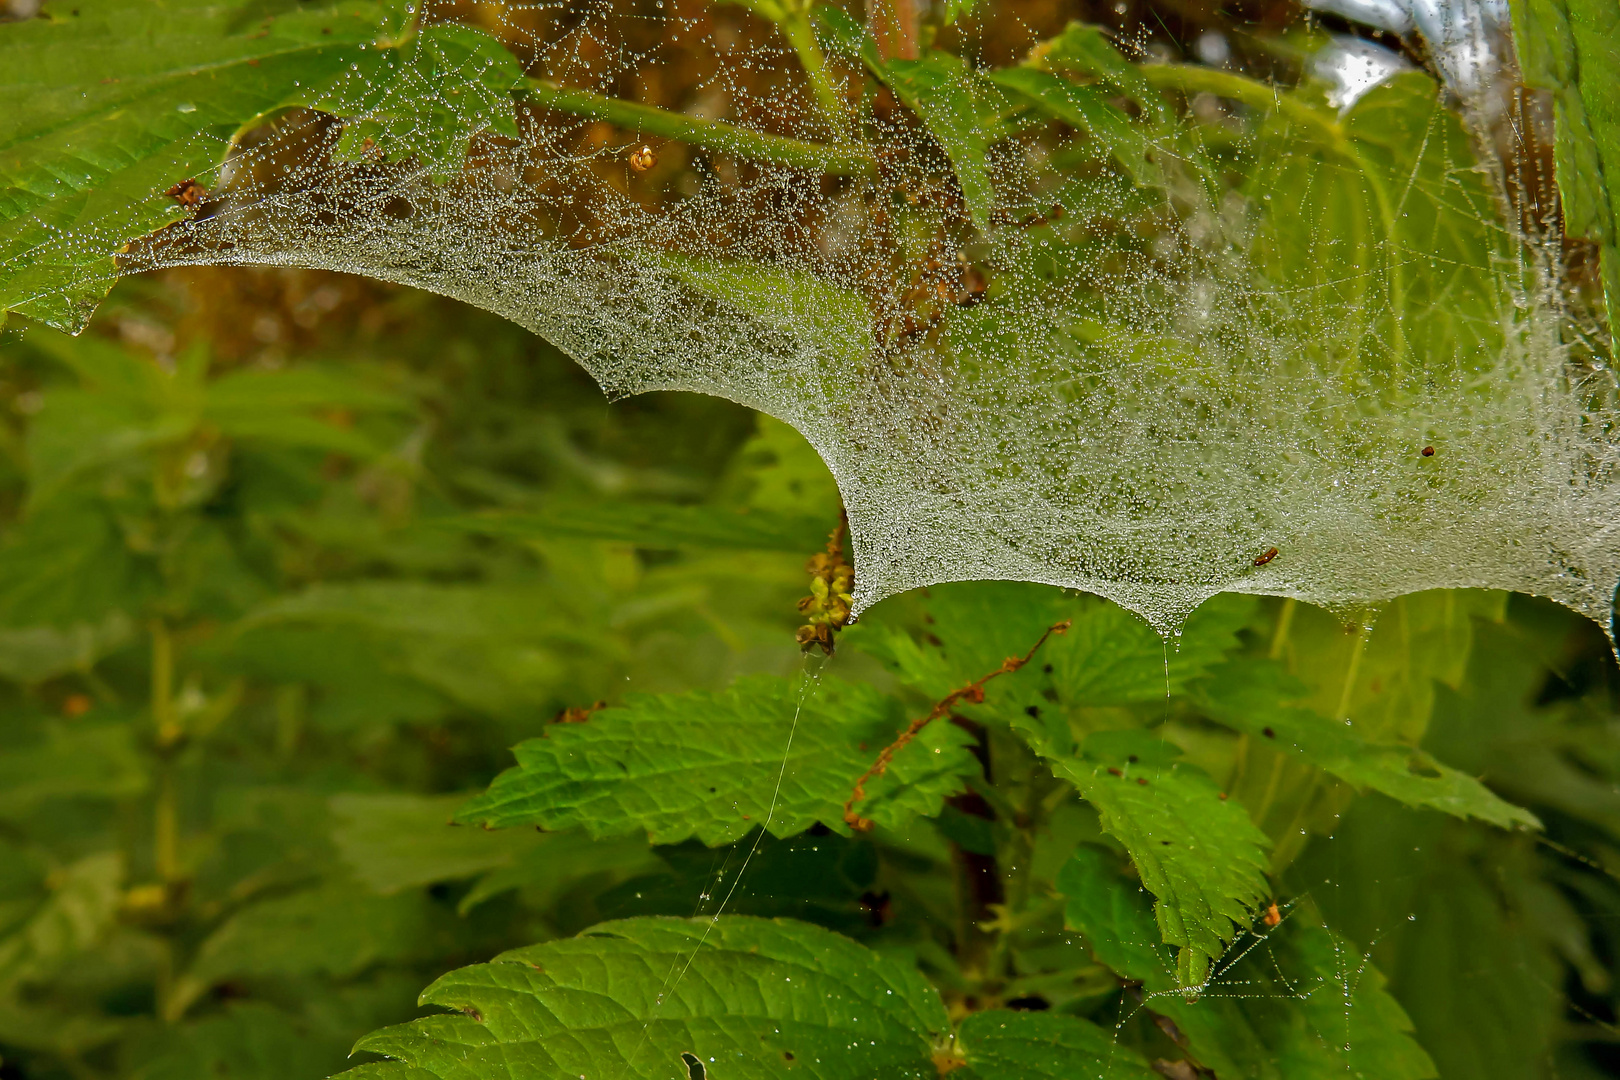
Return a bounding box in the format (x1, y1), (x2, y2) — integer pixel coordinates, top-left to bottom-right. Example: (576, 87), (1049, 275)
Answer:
(151, 621), (180, 748)
(150, 621), (182, 884)
(519, 80), (872, 174)
(779, 5), (850, 135)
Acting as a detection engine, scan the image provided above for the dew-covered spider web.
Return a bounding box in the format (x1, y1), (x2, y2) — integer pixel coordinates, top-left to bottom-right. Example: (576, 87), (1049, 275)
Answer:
(11, 0), (1619, 636)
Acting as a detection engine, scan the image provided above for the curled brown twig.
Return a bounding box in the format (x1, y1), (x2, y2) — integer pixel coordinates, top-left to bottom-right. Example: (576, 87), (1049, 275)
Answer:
(842, 619), (1071, 831)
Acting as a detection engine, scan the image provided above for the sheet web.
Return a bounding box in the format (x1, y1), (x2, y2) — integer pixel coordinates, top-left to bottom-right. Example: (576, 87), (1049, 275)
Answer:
(38, 0), (1613, 637)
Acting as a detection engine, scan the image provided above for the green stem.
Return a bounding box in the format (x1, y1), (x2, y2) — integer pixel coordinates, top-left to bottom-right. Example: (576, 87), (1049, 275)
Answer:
(1139, 64), (1408, 364)
(779, 6), (850, 135)
(151, 621), (180, 749)
(150, 621), (182, 885)
(519, 80), (872, 174)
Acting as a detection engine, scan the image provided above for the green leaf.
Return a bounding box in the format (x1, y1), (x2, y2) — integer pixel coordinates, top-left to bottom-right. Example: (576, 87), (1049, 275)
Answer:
(310, 23), (526, 181)
(853, 582), (1253, 706)
(954, 1009), (1157, 1079)
(236, 582), (575, 713)
(1191, 659), (1539, 831)
(125, 1001), (354, 1080)
(877, 53), (997, 229)
(1039, 23), (1170, 127)
(1511, 0), (1620, 321)
(454, 674), (979, 842)
(1059, 846), (1437, 1080)
(338, 916), (1146, 1080)
(0, 495), (150, 628)
(0, 610), (134, 684)
(438, 501), (833, 552)
(330, 793), (545, 895)
(183, 884), (437, 988)
(1045, 731), (1271, 989)
(0, 852), (123, 991)
(1243, 70), (1507, 373)
(1289, 796), (1561, 1080)
(0, 0), (410, 329)
(987, 67), (1162, 187)
(0, 719), (147, 817)
(340, 916), (950, 1080)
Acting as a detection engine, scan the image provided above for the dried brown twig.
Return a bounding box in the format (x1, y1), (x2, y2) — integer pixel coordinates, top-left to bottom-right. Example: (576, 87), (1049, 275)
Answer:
(842, 619), (1071, 831)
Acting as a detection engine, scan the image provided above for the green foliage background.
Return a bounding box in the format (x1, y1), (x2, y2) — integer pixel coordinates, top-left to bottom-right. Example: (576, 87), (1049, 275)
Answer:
(4, 0), (1620, 1077)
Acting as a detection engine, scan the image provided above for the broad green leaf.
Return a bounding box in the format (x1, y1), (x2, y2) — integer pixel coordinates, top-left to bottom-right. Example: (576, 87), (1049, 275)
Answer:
(338, 916), (1147, 1080)
(439, 501), (832, 552)
(0, 496), (149, 629)
(310, 23), (525, 181)
(0, 720), (147, 816)
(1060, 846), (1437, 1080)
(236, 582), (574, 713)
(330, 793), (544, 895)
(877, 53), (997, 229)
(0, 851), (123, 991)
(0, 610), (134, 684)
(125, 1001), (353, 1080)
(455, 831), (661, 916)
(182, 884), (438, 990)
(1191, 659), (1538, 831)
(1247, 71), (1507, 376)
(0, 0), (412, 328)
(1289, 796), (1562, 1080)
(1039, 23), (1170, 127)
(988, 67), (1162, 187)
(455, 674), (978, 842)
(1512, 0), (1620, 320)
(339, 916), (950, 1080)
(853, 581), (1253, 706)
(953, 1009), (1157, 1079)
(1044, 731), (1271, 989)
(1281, 590), (1507, 745)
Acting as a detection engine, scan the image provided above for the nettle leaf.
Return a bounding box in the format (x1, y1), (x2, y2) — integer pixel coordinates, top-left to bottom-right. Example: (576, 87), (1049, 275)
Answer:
(341, 916), (949, 1080)
(337, 916), (1145, 1080)
(330, 793), (544, 895)
(1046, 731), (1270, 989)
(1040, 22), (1171, 127)
(1284, 591), (1506, 746)
(0, 850), (123, 975)
(440, 501), (832, 552)
(0, 496), (151, 630)
(0, 0), (412, 329)
(310, 23), (526, 181)
(182, 884), (438, 990)
(1512, 0), (1620, 319)
(0, 610), (134, 684)
(953, 1009), (1157, 1079)
(1249, 71), (1508, 374)
(455, 674), (978, 842)
(0, 719), (147, 816)
(1191, 659), (1539, 831)
(813, 21), (1005, 232)
(988, 67), (1162, 188)
(853, 582), (1253, 705)
(1059, 846), (1437, 1080)
(236, 582), (574, 713)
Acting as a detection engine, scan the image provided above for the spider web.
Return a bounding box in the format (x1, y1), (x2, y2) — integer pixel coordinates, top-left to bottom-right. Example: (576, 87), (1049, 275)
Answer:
(14, 0), (1620, 638)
